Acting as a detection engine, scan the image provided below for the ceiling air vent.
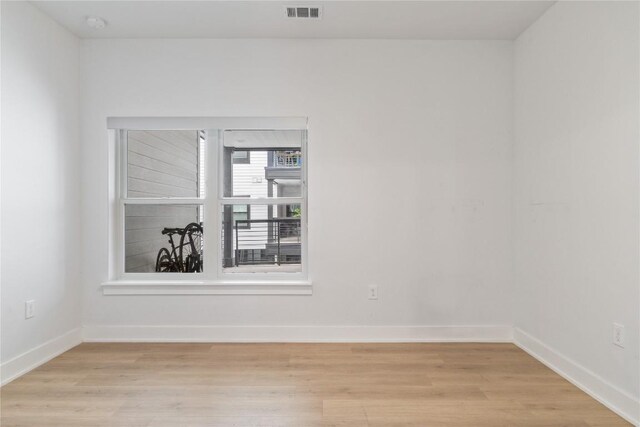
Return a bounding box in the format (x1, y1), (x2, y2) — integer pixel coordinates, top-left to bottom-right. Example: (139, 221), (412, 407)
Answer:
(285, 6), (322, 19)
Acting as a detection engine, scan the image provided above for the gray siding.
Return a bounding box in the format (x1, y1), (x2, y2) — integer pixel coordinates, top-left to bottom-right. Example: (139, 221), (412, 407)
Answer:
(125, 130), (200, 272)
(127, 130), (199, 198)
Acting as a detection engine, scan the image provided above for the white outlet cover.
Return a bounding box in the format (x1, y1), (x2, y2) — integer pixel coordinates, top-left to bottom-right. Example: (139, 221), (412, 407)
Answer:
(613, 323), (625, 348)
(25, 300), (35, 319)
(368, 285), (378, 300)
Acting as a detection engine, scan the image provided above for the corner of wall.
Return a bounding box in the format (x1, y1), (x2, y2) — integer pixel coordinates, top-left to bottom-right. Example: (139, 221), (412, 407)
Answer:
(514, 328), (639, 426)
(0, 327), (82, 386)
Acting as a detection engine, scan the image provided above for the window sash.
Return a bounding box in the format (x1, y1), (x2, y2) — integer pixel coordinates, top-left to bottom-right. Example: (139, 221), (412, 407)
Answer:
(216, 128), (307, 280)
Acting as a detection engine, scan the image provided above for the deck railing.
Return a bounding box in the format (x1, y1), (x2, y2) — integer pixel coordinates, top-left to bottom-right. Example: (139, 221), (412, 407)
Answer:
(272, 151), (302, 168)
(233, 218), (301, 266)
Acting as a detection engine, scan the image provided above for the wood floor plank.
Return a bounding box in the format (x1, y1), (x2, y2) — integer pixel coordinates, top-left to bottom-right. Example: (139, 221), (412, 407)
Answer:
(0, 343), (631, 426)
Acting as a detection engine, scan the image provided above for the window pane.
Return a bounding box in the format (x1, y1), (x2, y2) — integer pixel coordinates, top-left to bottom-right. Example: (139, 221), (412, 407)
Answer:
(127, 130), (204, 198)
(221, 204), (302, 273)
(233, 205), (248, 214)
(232, 150), (250, 164)
(233, 204), (250, 229)
(222, 130), (303, 198)
(125, 204), (203, 273)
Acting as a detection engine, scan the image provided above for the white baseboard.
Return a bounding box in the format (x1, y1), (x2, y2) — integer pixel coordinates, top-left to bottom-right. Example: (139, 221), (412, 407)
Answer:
(1, 327), (82, 386)
(514, 328), (639, 426)
(82, 324), (513, 343)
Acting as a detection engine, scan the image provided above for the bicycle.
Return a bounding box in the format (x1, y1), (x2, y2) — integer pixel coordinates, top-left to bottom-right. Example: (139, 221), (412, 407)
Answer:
(155, 222), (203, 273)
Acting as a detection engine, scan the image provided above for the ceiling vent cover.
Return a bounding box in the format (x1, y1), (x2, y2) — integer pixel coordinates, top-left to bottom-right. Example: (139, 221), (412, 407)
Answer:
(285, 6), (322, 19)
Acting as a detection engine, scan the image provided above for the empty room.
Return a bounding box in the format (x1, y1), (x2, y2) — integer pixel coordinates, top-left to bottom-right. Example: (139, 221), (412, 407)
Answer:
(1, 0), (639, 425)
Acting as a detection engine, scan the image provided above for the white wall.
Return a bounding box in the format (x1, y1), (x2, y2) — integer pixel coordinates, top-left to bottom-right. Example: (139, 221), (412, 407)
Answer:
(80, 39), (514, 335)
(1, 2), (82, 380)
(514, 1), (639, 421)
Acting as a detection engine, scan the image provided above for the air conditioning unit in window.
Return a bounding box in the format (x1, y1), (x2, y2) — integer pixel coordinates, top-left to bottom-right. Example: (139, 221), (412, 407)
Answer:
(285, 6), (322, 19)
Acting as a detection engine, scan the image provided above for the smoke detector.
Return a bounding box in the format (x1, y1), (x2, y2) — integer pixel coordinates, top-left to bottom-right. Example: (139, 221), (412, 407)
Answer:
(285, 6), (322, 19)
(86, 16), (107, 29)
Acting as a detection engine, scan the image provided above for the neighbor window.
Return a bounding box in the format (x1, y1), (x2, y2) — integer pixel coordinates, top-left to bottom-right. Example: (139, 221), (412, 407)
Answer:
(113, 120), (307, 282)
(232, 150), (250, 164)
(233, 200), (251, 230)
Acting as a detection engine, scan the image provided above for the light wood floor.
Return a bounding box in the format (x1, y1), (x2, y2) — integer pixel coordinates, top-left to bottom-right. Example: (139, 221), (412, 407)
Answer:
(0, 343), (630, 427)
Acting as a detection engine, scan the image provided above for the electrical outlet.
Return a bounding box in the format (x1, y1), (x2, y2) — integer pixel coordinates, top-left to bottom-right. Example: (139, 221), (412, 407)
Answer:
(368, 285), (378, 300)
(613, 323), (625, 348)
(25, 300), (35, 319)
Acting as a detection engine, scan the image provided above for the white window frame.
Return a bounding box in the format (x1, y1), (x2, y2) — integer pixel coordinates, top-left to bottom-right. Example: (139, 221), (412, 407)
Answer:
(102, 117), (311, 295)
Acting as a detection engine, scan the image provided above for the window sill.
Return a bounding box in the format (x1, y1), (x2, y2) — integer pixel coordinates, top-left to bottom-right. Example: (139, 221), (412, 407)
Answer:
(101, 280), (312, 296)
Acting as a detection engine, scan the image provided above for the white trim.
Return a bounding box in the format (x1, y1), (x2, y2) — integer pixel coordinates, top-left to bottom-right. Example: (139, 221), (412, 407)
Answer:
(123, 198), (204, 205)
(101, 280), (313, 295)
(112, 118), (309, 284)
(220, 197), (303, 206)
(107, 117), (308, 131)
(205, 129), (219, 281)
(0, 328), (82, 386)
(81, 325), (513, 343)
(514, 328), (640, 426)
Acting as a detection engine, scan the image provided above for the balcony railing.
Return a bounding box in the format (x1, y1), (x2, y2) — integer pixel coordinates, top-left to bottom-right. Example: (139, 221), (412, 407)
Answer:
(272, 151), (302, 168)
(233, 218), (301, 266)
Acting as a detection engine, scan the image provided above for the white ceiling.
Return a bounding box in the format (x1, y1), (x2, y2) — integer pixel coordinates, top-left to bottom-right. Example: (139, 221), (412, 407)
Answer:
(32, 1), (554, 40)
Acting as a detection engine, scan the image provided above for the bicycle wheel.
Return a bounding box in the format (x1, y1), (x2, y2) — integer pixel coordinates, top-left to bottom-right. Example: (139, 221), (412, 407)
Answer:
(155, 247), (177, 272)
(179, 222), (203, 272)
